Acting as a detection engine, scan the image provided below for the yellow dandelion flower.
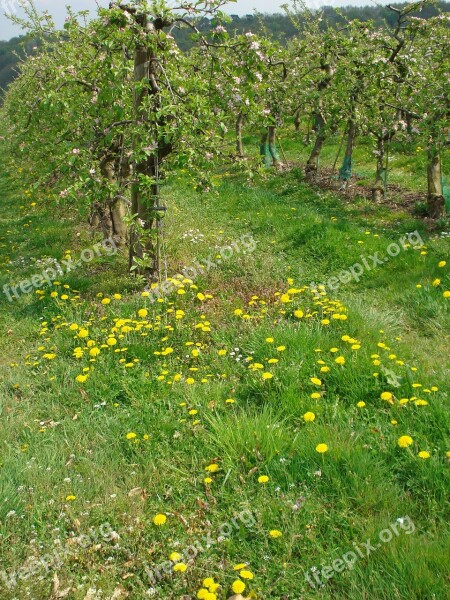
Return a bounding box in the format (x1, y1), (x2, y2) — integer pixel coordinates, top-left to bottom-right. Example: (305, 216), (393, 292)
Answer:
(316, 443), (328, 453)
(153, 513), (167, 526)
(240, 570), (254, 579)
(269, 529), (282, 538)
(231, 580), (246, 594)
(205, 463), (219, 473)
(398, 435), (413, 448)
(169, 552), (181, 562)
(415, 399), (428, 406)
(303, 411), (315, 422)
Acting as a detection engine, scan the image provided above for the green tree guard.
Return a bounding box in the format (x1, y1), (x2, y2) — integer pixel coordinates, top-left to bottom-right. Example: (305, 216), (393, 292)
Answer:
(339, 155), (353, 181)
(443, 175), (450, 213)
(260, 138), (272, 167)
(260, 127), (281, 168)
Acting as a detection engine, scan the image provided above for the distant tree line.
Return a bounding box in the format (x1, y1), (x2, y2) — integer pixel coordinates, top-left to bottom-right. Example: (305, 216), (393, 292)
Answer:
(172, 1), (450, 50)
(0, 36), (40, 95)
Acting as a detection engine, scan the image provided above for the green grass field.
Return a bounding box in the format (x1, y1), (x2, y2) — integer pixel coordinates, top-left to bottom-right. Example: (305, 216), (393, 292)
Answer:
(0, 146), (449, 600)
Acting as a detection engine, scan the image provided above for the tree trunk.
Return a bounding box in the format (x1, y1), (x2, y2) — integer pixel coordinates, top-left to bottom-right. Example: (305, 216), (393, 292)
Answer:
(372, 136), (385, 202)
(305, 62), (335, 178)
(305, 114), (312, 144)
(260, 127), (281, 168)
(236, 112), (244, 157)
(338, 119), (356, 189)
(90, 202), (113, 240)
(89, 207), (100, 229)
(260, 130), (270, 167)
(305, 112), (325, 178)
(427, 147), (445, 218)
(129, 27), (160, 280)
(98, 152), (127, 246)
(268, 126), (281, 168)
(110, 197), (128, 244)
(129, 157), (160, 277)
(406, 111), (413, 135)
(294, 107), (301, 132)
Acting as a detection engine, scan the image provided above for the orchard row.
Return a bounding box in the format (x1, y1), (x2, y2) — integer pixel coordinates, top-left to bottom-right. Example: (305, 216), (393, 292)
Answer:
(1, 0), (449, 279)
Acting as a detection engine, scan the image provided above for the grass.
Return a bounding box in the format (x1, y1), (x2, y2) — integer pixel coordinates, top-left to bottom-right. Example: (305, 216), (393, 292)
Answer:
(0, 149), (449, 600)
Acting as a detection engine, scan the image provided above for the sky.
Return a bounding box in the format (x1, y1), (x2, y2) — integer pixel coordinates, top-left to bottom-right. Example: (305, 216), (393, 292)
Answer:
(0, 0), (391, 41)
